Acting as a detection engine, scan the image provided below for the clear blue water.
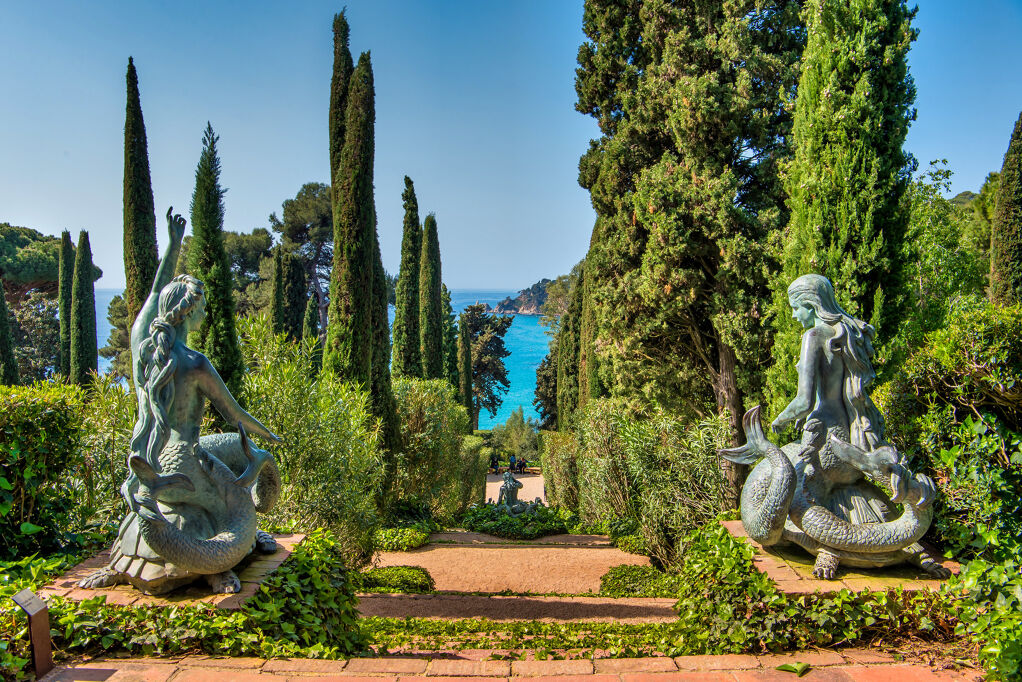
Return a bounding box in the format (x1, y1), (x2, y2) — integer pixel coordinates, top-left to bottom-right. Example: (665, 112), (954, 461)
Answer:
(96, 288), (549, 430)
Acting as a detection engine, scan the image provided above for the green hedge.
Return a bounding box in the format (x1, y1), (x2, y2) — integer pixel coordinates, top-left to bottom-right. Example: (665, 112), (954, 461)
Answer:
(540, 430), (578, 509)
(460, 503), (568, 540)
(374, 526), (430, 551)
(357, 565), (435, 593)
(0, 383), (85, 559)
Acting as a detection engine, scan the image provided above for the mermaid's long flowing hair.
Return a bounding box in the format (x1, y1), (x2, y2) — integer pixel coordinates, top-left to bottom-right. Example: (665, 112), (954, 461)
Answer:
(128, 275), (205, 471)
(787, 274), (885, 449)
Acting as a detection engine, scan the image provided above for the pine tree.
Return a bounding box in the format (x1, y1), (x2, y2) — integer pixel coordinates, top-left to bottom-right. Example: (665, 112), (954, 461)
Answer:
(188, 123), (245, 399)
(442, 284), (459, 389)
(419, 213), (444, 378)
(122, 57), (158, 327)
(282, 252), (307, 341)
(391, 176), (422, 377)
(329, 11), (354, 199)
(57, 230), (74, 378)
(69, 231), (97, 385)
(767, 0), (917, 412)
(458, 312), (472, 431)
(990, 111), (1022, 305)
(271, 247), (285, 335)
(0, 280), (19, 385)
(324, 53), (376, 383)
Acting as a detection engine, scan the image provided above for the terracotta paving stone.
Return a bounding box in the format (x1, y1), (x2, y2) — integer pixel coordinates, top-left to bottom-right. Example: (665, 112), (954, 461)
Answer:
(427, 659), (512, 676)
(511, 660), (594, 676)
(320, 677), (398, 682)
(831, 665), (979, 681)
(731, 668), (855, 681)
(399, 677), (508, 682)
(262, 658), (350, 674)
(674, 655), (760, 671)
(166, 670), (273, 682)
(178, 655), (265, 668)
(344, 658), (430, 675)
(621, 674), (735, 682)
(593, 658), (678, 674)
(756, 651), (845, 667)
(514, 676), (618, 682)
(835, 649), (897, 665)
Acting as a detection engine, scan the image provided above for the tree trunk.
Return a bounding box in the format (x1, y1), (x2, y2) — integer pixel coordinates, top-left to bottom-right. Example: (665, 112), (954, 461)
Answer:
(715, 340), (747, 510)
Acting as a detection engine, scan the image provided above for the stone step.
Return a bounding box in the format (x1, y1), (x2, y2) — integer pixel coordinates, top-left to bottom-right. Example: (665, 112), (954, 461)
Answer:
(430, 531), (615, 547)
(357, 592), (678, 622)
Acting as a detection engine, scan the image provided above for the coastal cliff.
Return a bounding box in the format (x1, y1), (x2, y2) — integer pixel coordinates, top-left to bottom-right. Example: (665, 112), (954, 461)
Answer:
(484, 278), (551, 315)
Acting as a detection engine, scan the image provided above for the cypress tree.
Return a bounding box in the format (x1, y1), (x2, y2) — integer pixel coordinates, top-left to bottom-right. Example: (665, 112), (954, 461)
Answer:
(324, 53), (375, 383)
(282, 252), (307, 342)
(271, 247), (285, 335)
(122, 56), (158, 327)
(69, 231), (97, 385)
(370, 226), (402, 457)
(442, 284), (459, 389)
(557, 261), (584, 430)
(391, 176), (422, 377)
(188, 123), (245, 399)
(767, 0), (917, 412)
(0, 281), (18, 385)
(458, 312), (472, 432)
(58, 230), (74, 378)
(303, 291), (322, 371)
(990, 111), (1022, 305)
(419, 213), (443, 379)
(329, 11), (354, 197)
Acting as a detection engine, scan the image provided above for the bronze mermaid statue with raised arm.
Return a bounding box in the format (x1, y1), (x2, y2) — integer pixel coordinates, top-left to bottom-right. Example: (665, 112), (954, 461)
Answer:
(81, 208), (282, 595)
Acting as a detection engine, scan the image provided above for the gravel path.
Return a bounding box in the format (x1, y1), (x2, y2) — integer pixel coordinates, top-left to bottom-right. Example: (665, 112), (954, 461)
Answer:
(357, 593), (678, 622)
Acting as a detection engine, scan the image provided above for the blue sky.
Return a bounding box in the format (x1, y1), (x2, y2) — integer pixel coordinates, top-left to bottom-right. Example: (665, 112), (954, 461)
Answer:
(1, 1), (1020, 290)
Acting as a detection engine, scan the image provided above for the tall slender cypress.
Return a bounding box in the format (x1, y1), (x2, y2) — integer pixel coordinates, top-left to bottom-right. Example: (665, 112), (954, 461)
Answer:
(282, 252), (307, 342)
(122, 57), (158, 327)
(57, 230), (74, 378)
(189, 123), (245, 399)
(990, 111), (1022, 305)
(303, 291), (319, 341)
(371, 225), (402, 457)
(324, 53), (376, 383)
(419, 213), (443, 378)
(271, 247), (285, 335)
(69, 231), (97, 385)
(391, 176), (422, 377)
(458, 312), (472, 432)
(329, 11), (354, 198)
(0, 280), (18, 385)
(557, 261), (584, 431)
(768, 0), (916, 411)
(442, 284), (458, 389)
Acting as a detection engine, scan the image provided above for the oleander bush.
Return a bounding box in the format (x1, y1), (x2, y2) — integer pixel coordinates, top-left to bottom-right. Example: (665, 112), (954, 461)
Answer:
(0, 383), (85, 559)
(240, 316), (384, 570)
(356, 565), (435, 593)
(392, 377), (479, 524)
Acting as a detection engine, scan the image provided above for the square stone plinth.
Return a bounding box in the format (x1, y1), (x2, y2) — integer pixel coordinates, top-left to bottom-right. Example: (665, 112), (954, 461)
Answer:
(721, 521), (957, 595)
(39, 533), (304, 610)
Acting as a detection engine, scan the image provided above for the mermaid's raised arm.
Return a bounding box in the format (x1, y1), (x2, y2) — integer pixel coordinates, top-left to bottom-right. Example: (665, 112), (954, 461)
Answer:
(132, 208), (186, 347)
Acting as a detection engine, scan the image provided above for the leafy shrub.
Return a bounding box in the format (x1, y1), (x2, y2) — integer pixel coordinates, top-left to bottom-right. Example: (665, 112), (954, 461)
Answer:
(460, 503), (567, 540)
(374, 527), (430, 551)
(392, 377), (475, 524)
(357, 565), (435, 593)
(240, 316), (383, 570)
(875, 299), (1022, 563)
(490, 407), (539, 464)
(949, 559), (1022, 679)
(540, 430), (578, 509)
(614, 534), (646, 555)
(1, 529), (364, 678)
(0, 383), (85, 559)
(458, 435), (488, 510)
(599, 564), (684, 597)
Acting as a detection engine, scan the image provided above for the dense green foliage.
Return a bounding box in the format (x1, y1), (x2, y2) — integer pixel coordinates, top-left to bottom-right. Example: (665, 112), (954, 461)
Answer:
(11, 292), (60, 382)
(270, 182), (332, 332)
(0, 284), (17, 385)
(392, 176), (422, 377)
(0, 384), (84, 558)
(356, 565), (435, 593)
(0, 223), (64, 303)
(952, 558), (1022, 678)
(490, 407), (539, 464)
(768, 0), (918, 411)
(98, 293), (131, 380)
(533, 342), (557, 430)
(57, 230), (73, 377)
(240, 316), (383, 569)
(270, 247), (285, 335)
(461, 303), (512, 429)
(460, 503), (568, 540)
(69, 231), (97, 384)
(457, 312), (472, 430)
(540, 430), (579, 510)
(329, 11), (353, 199)
(122, 57), (158, 328)
(281, 251), (307, 341)
(419, 213), (444, 379)
(599, 564), (685, 598)
(188, 123), (245, 401)
(441, 284), (459, 390)
(325, 53), (375, 384)
(373, 527), (431, 552)
(990, 112), (1022, 305)
(370, 225), (402, 459)
(556, 261), (583, 430)
(391, 377), (482, 523)
(962, 172), (1000, 281)
(0, 529), (364, 677)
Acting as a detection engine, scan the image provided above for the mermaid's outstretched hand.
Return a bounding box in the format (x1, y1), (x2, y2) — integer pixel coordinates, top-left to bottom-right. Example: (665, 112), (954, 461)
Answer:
(167, 206), (186, 244)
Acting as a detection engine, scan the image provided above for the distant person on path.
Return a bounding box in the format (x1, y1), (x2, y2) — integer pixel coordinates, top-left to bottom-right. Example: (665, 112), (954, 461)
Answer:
(489, 453), (499, 474)
(509, 454), (517, 473)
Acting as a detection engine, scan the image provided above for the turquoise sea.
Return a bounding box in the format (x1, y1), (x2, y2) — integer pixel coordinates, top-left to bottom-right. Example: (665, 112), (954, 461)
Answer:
(96, 288), (549, 430)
